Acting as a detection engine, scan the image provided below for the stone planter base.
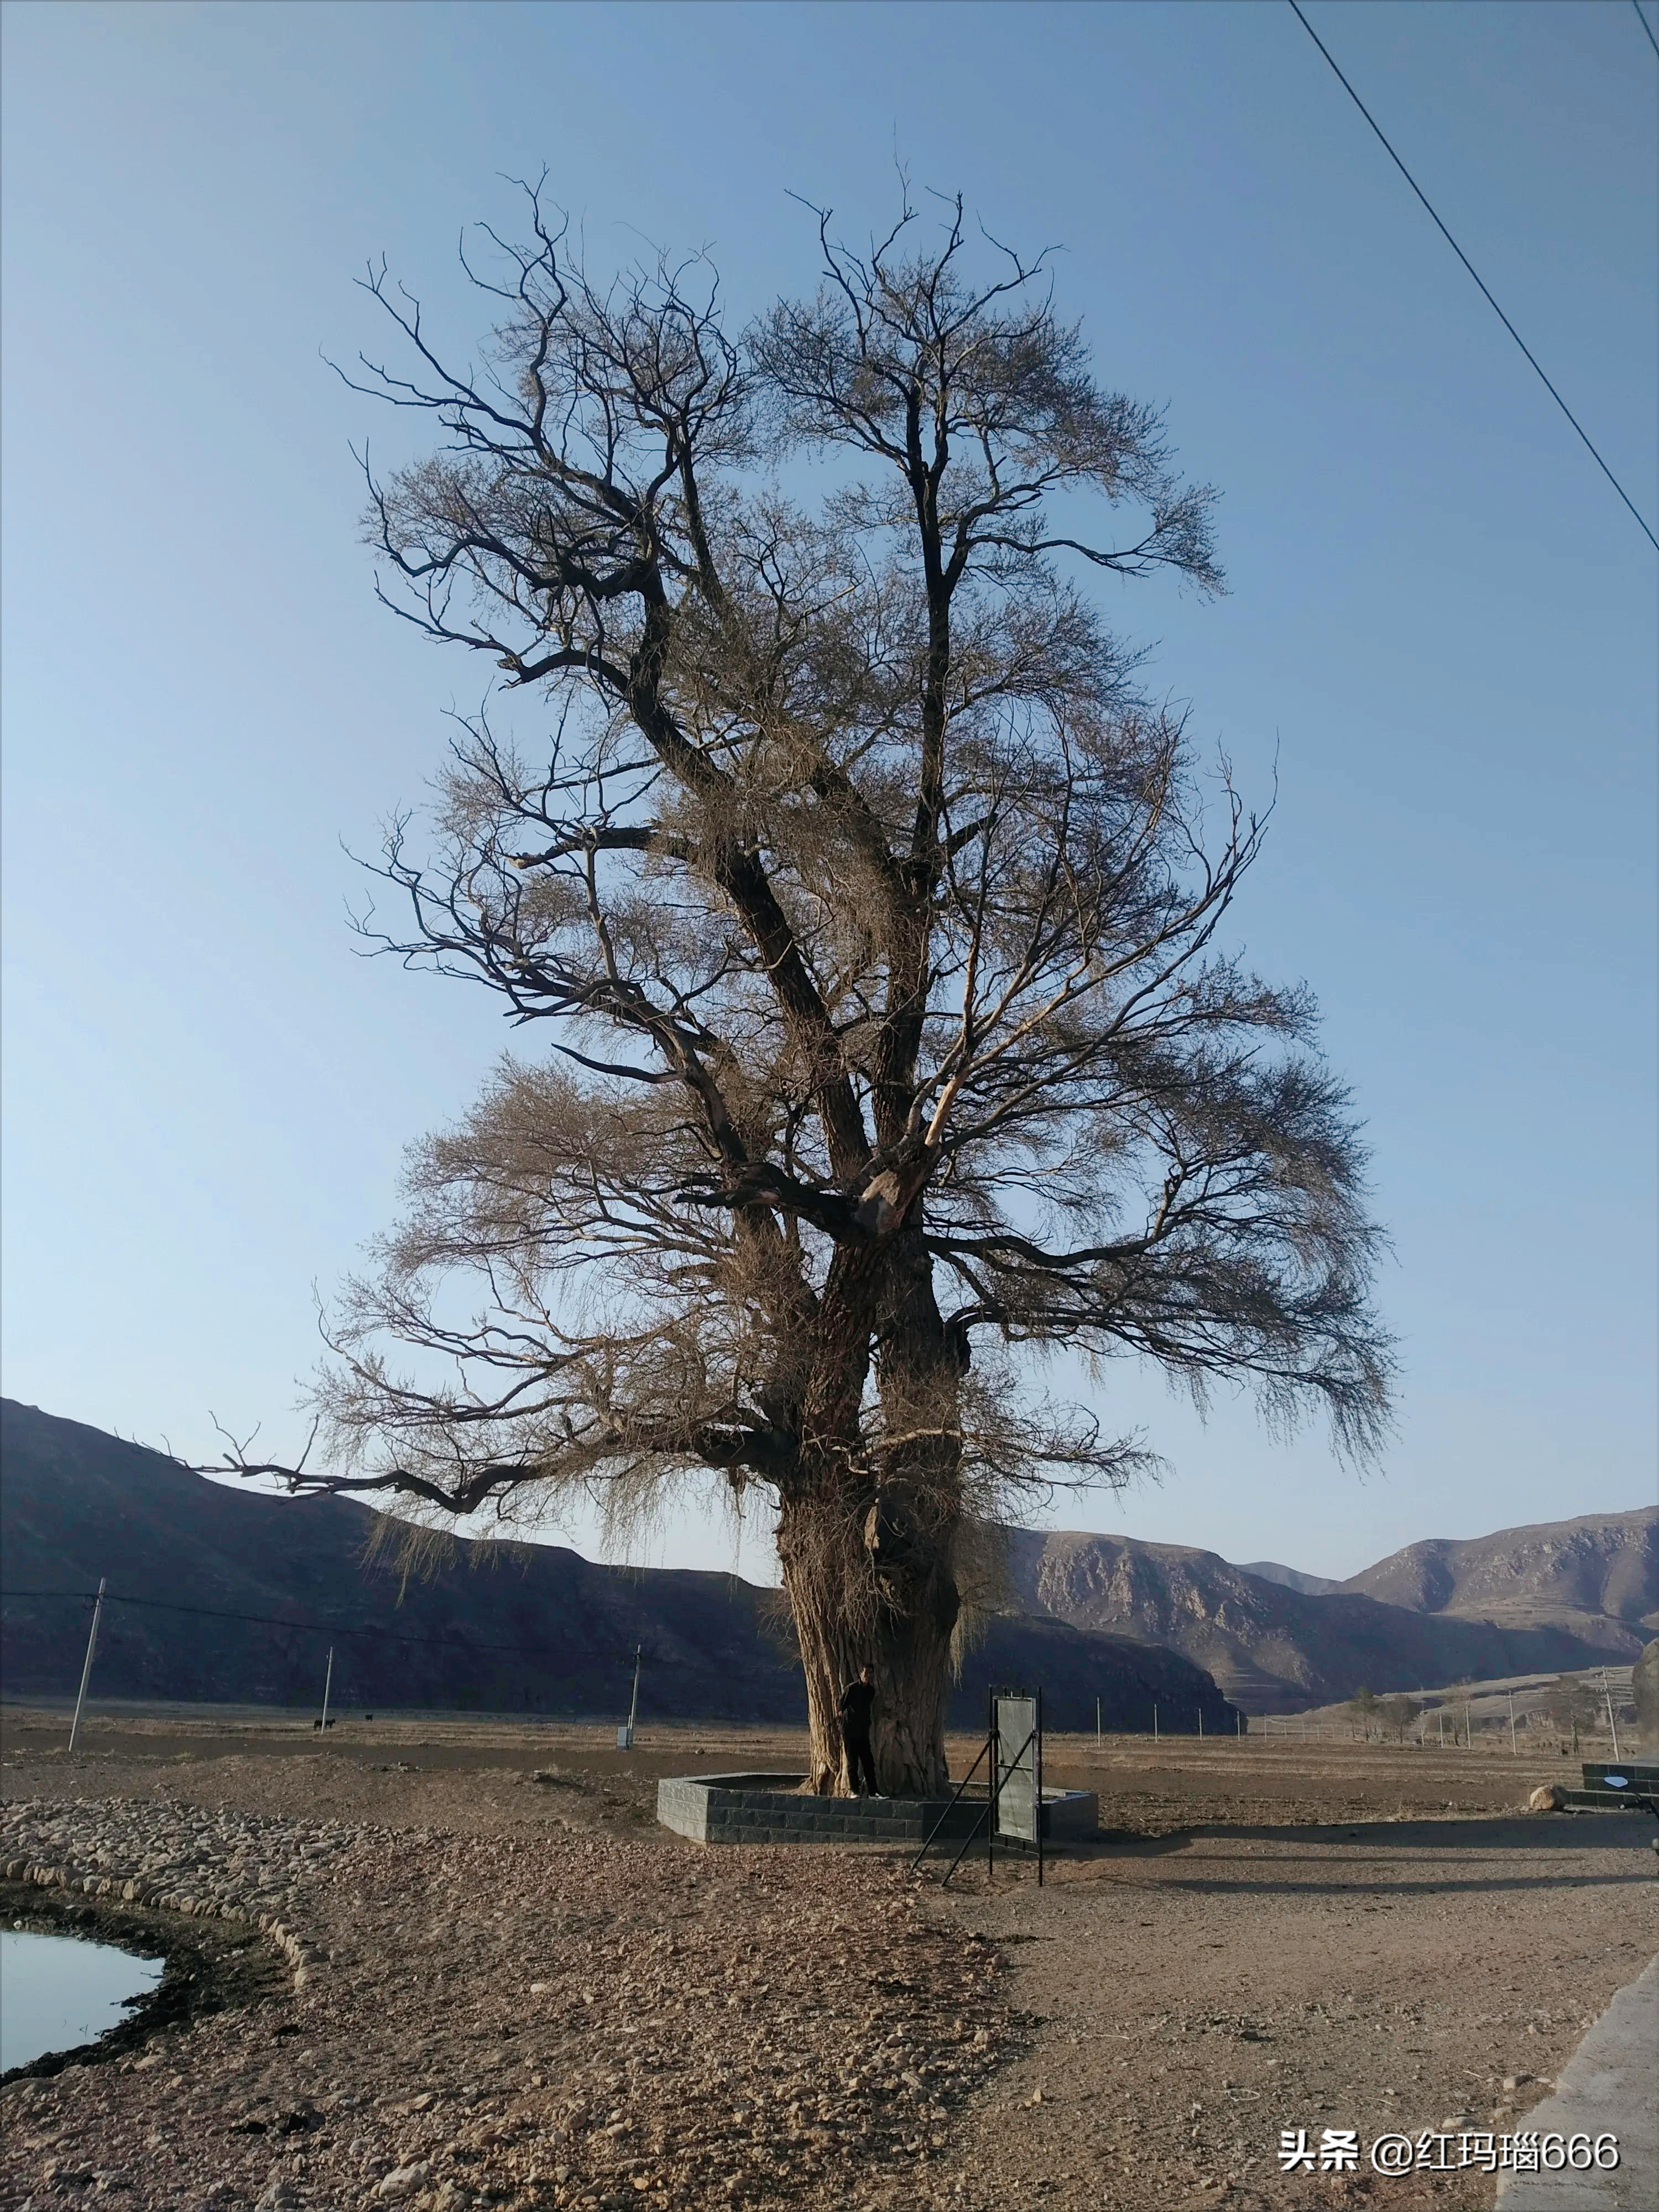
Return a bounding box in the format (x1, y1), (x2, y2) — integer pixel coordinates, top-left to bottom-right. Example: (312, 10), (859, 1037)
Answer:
(656, 1771), (1099, 1848)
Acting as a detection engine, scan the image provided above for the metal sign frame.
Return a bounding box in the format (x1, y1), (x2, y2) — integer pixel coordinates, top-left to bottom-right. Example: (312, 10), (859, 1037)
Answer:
(993, 1691), (1041, 1849)
(910, 1683), (1045, 1887)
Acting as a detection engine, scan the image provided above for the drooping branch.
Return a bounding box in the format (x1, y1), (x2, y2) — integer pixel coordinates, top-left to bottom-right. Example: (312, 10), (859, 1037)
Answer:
(233, 187), (1391, 1641)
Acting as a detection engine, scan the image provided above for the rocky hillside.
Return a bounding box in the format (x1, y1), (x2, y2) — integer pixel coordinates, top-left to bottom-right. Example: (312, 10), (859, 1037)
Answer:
(1004, 1521), (1652, 1714)
(1337, 1509), (1657, 1634)
(0, 1400), (1237, 1733)
(1635, 1637), (1659, 1754)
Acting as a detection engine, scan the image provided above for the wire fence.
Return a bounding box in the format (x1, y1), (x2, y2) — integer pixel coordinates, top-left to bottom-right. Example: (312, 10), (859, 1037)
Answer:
(8, 1588), (1630, 1747)
(4, 1585), (1229, 1738)
(1, 1583), (687, 1729)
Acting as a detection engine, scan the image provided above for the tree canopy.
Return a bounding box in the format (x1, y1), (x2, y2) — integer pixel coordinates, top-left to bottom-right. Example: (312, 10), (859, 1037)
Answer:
(216, 186), (1394, 1792)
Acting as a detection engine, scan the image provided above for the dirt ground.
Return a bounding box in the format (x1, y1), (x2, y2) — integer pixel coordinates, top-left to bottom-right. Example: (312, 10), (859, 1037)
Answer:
(2, 1707), (1655, 2212)
(0, 1709), (1587, 1837)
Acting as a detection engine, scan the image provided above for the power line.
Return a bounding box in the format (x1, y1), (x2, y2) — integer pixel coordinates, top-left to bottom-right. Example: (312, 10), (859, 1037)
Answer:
(0, 1585), (644, 1665)
(1287, 0), (1659, 554)
(1634, 2), (1659, 62)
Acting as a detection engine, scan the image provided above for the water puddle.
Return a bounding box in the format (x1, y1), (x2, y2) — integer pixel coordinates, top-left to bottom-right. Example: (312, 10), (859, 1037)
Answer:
(1, 1927), (164, 2072)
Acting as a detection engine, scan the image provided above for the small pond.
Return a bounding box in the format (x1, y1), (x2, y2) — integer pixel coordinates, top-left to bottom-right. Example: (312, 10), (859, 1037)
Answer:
(1, 1928), (164, 2073)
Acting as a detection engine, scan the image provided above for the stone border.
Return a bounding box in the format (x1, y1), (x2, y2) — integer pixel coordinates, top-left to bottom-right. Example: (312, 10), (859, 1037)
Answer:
(0, 1879), (286, 2084)
(656, 1770), (1099, 1846)
(1, 1850), (317, 1990)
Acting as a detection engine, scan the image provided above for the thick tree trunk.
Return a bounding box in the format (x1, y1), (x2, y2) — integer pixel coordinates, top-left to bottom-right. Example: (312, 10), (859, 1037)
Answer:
(778, 1484), (960, 1798)
(777, 1214), (963, 1798)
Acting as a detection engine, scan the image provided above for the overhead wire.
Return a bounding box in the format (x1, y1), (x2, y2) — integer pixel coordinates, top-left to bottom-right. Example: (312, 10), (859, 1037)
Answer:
(0, 1585), (645, 1664)
(1633, 1), (1659, 62)
(1286, 0), (1658, 554)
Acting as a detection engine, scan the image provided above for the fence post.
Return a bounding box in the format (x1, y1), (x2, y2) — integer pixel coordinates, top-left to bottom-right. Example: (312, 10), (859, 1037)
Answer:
(67, 1578), (107, 1755)
(320, 1646), (334, 1734)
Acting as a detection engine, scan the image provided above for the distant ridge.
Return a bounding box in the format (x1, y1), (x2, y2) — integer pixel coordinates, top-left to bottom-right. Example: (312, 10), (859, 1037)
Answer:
(1005, 1515), (1653, 1714)
(1337, 1510), (1657, 1632)
(1234, 1561), (1343, 1597)
(0, 1400), (1237, 1733)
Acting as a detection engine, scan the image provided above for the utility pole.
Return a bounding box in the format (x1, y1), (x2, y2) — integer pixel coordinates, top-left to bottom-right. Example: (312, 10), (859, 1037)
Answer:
(617, 1645), (643, 1750)
(1095, 1696), (1101, 1751)
(319, 1646), (335, 1734)
(1152, 1703), (1159, 1744)
(1198, 1709), (1203, 1740)
(67, 1578), (107, 1756)
(1601, 1670), (1621, 1760)
(1508, 1689), (1517, 1756)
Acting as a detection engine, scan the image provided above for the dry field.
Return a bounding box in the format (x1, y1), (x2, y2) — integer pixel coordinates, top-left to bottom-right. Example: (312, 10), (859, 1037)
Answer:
(2, 1707), (1655, 2212)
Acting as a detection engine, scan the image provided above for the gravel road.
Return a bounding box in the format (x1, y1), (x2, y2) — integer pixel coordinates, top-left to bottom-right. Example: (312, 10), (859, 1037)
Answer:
(2, 1716), (1652, 2211)
(940, 1814), (1657, 2212)
(3, 1795), (1007, 2212)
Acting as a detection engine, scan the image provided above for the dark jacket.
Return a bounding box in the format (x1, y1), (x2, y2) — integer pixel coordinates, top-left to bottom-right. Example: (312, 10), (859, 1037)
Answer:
(838, 1679), (876, 1736)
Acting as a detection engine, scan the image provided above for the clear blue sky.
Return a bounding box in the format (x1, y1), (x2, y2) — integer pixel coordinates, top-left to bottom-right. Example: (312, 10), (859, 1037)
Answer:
(3, 0), (1654, 1585)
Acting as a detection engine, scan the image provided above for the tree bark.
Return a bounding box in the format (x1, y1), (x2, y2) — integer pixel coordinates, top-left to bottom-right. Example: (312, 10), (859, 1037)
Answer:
(779, 1485), (960, 1799)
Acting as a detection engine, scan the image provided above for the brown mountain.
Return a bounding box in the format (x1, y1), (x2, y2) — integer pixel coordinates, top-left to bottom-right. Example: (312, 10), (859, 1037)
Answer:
(0, 1400), (1238, 1733)
(1233, 1561), (1343, 1597)
(1004, 1521), (1652, 1714)
(1336, 1509), (1657, 1635)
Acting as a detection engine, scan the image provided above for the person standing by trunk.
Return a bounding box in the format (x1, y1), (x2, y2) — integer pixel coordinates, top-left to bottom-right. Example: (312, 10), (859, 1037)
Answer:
(839, 1663), (880, 1796)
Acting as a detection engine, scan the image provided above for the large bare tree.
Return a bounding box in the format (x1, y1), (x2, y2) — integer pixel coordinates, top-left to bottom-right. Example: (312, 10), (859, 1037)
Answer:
(220, 188), (1392, 1796)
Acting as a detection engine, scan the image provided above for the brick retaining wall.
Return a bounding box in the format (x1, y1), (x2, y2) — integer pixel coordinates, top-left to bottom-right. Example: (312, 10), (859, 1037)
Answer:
(656, 1771), (1098, 1847)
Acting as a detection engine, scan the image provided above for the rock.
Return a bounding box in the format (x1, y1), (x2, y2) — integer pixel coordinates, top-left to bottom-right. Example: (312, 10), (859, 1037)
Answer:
(254, 2181), (298, 2210)
(1527, 1783), (1567, 1812)
(378, 2162), (433, 2199)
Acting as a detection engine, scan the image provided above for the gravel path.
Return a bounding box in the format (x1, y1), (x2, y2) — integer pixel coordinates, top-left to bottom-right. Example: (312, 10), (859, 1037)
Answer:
(936, 1813), (1658, 2212)
(1, 1796), (1010, 2212)
(3, 1726), (1653, 2211)
(1495, 1952), (1659, 2211)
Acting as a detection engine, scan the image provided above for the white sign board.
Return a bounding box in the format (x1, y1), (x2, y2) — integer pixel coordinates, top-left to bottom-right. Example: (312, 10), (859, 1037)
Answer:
(994, 1694), (1039, 1844)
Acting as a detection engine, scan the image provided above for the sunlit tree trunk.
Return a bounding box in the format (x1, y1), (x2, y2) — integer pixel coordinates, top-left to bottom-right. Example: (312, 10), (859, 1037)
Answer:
(778, 1224), (963, 1798)
(779, 1483), (959, 1799)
